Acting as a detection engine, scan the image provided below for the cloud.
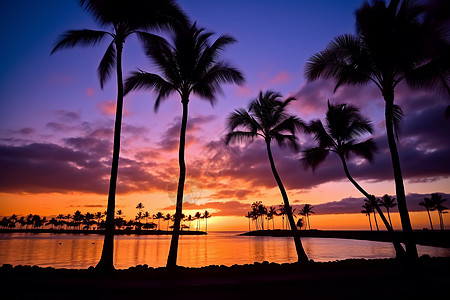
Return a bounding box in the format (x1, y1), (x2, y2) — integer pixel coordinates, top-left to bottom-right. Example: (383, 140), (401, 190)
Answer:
(296, 193), (450, 215)
(161, 200), (250, 217)
(85, 87), (95, 97)
(97, 100), (130, 117)
(269, 71), (293, 85)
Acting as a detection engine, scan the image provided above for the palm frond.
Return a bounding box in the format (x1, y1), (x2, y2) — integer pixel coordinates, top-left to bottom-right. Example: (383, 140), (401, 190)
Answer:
(346, 138), (377, 162)
(272, 133), (299, 151)
(271, 116), (305, 136)
(51, 29), (109, 54)
(97, 41), (116, 89)
(225, 131), (257, 145)
(302, 147), (330, 171)
(306, 120), (335, 149)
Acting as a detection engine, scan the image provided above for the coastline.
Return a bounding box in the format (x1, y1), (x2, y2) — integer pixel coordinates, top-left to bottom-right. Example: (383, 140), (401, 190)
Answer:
(1, 257), (449, 299)
(0, 228), (206, 235)
(240, 229), (450, 248)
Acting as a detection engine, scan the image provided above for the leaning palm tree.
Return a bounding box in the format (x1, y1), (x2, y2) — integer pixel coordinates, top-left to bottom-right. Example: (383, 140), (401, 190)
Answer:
(365, 198), (379, 231)
(419, 197), (436, 230)
(225, 90), (308, 263)
(125, 22), (243, 267)
(51, 0), (187, 271)
(305, 0), (450, 259)
(303, 101), (405, 257)
(361, 203), (374, 231)
(380, 194), (397, 228)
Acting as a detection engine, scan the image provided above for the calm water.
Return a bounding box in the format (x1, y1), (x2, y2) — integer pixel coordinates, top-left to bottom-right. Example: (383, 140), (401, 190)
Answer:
(1, 232), (449, 269)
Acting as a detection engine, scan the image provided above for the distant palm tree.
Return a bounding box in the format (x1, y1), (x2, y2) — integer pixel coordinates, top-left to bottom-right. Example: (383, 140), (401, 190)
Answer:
(267, 206), (277, 230)
(305, 0), (449, 259)
(225, 90), (308, 263)
(380, 194), (397, 228)
(430, 193), (448, 230)
(277, 204), (287, 230)
(153, 212), (164, 230)
(186, 214), (194, 231)
(419, 197), (436, 230)
(365, 198), (379, 231)
(303, 102), (405, 257)
(300, 204), (315, 230)
(245, 211), (252, 232)
(361, 203), (373, 231)
(164, 213), (172, 231)
(296, 218), (305, 230)
(51, 0), (187, 271)
(194, 212), (202, 231)
(125, 22), (243, 268)
(203, 211), (211, 233)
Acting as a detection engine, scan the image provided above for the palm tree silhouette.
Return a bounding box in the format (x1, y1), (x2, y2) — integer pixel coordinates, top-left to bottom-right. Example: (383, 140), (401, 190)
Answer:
(225, 90), (308, 263)
(365, 198), (379, 231)
(419, 197), (436, 230)
(305, 0), (449, 260)
(267, 206), (277, 230)
(164, 213), (172, 231)
(299, 204), (315, 230)
(380, 194), (397, 228)
(361, 202), (373, 231)
(245, 211), (252, 232)
(302, 102), (405, 257)
(51, 0), (187, 271)
(430, 193), (448, 230)
(153, 212), (164, 230)
(203, 210), (211, 233)
(125, 22), (243, 268)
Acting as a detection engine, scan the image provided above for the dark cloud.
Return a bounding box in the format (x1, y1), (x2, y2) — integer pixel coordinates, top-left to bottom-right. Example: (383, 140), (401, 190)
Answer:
(295, 193), (450, 215)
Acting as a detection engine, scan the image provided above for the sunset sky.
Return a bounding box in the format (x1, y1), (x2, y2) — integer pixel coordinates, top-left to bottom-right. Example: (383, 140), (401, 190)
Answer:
(1, 0), (449, 231)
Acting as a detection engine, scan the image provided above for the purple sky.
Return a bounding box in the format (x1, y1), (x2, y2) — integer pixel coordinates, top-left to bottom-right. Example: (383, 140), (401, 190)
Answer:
(0, 0), (449, 225)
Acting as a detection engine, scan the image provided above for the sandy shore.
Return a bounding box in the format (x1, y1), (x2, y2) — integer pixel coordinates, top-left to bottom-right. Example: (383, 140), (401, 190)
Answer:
(1, 257), (449, 299)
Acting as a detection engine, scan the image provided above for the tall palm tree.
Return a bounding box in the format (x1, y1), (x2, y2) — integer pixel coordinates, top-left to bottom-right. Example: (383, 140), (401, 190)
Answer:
(361, 202), (374, 231)
(225, 90), (308, 263)
(125, 22), (243, 267)
(430, 193), (447, 230)
(380, 194), (397, 228)
(303, 102), (405, 257)
(419, 197), (436, 230)
(51, 0), (187, 271)
(305, 0), (449, 259)
(164, 213), (172, 231)
(267, 206), (277, 230)
(245, 211), (252, 232)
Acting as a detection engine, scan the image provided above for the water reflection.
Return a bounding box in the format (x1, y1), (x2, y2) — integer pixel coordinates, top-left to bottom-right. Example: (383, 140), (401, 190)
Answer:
(1, 232), (449, 269)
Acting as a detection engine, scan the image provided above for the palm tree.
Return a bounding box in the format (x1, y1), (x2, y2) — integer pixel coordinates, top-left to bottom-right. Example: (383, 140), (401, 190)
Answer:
(125, 22), (243, 267)
(419, 197), (436, 230)
(153, 212), (164, 230)
(245, 211), (252, 232)
(277, 204), (287, 230)
(303, 101), (405, 257)
(430, 193), (447, 230)
(203, 211), (211, 233)
(225, 90), (308, 263)
(365, 198), (379, 231)
(194, 212), (202, 231)
(361, 203), (374, 231)
(300, 204), (315, 230)
(305, 0), (449, 260)
(380, 194), (397, 228)
(164, 213), (172, 231)
(267, 206), (277, 230)
(51, 0), (187, 271)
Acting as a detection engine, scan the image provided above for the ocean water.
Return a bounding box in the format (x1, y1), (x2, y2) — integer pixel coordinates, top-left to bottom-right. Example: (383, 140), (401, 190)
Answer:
(1, 231), (449, 269)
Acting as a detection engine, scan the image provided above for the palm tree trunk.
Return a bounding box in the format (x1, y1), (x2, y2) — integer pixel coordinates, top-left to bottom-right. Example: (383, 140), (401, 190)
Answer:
(426, 208), (434, 230)
(96, 41), (124, 272)
(384, 96), (418, 259)
(368, 214), (373, 231)
(387, 209), (393, 228)
(340, 155), (406, 258)
(167, 98), (189, 268)
(266, 141), (308, 263)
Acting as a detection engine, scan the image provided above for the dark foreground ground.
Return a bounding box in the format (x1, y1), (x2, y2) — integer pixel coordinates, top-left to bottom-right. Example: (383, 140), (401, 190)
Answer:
(1, 257), (449, 299)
